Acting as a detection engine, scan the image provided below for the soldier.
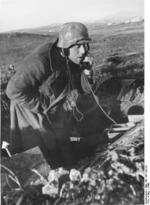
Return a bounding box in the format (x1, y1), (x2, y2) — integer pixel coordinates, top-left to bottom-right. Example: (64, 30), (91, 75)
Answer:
(4, 22), (94, 168)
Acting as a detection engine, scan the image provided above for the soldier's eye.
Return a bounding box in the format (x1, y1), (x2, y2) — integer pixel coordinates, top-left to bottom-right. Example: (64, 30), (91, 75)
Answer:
(76, 44), (81, 48)
(84, 44), (89, 50)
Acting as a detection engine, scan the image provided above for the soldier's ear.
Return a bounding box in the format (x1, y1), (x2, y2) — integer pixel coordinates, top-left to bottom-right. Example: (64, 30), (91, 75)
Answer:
(61, 48), (69, 57)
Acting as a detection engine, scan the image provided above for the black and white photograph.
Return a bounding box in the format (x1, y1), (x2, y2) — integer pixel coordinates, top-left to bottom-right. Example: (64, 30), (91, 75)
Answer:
(1, 0), (148, 204)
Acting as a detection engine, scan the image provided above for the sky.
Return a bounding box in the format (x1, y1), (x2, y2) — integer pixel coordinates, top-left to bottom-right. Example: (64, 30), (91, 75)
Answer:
(0, 0), (144, 32)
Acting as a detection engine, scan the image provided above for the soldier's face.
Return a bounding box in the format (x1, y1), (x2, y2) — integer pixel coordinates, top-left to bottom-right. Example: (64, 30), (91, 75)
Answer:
(68, 43), (89, 64)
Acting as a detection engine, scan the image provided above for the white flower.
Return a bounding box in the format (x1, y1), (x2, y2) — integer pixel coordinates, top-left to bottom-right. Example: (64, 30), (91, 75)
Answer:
(2, 141), (10, 149)
(84, 167), (92, 174)
(57, 167), (69, 177)
(48, 170), (58, 183)
(110, 151), (119, 161)
(69, 169), (81, 182)
(81, 173), (90, 183)
(42, 183), (58, 197)
(89, 179), (96, 186)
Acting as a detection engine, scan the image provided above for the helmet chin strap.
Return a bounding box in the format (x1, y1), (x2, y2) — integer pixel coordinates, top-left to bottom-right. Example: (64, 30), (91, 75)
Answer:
(60, 48), (73, 90)
(60, 48), (69, 58)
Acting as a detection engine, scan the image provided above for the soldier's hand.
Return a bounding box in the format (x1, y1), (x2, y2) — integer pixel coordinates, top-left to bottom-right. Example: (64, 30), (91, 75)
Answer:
(82, 56), (94, 83)
(63, 89), (79, 111)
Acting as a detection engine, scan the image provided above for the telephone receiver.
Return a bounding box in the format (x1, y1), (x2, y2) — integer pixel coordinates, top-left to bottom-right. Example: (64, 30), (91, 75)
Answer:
(82, 56), (94, 70)
(82, 56), (94, 84)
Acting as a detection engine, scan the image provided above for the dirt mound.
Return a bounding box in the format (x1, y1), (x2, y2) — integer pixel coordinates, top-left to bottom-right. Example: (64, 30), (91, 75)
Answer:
(1, 121), (144, 205)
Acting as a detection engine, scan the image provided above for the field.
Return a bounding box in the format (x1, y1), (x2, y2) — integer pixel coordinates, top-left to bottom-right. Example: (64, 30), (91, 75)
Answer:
(0, 21), (144, 204)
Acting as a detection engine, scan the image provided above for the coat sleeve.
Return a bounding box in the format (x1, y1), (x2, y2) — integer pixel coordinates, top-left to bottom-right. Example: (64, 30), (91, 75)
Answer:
(6, 55), (53, 113)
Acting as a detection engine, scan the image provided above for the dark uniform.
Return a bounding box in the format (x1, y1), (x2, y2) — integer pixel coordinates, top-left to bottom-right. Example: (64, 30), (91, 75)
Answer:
(6, 40), (92, 168)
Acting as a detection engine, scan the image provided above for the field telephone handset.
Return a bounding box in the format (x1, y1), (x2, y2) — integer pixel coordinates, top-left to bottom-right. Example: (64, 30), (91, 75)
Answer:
(81, 56), (117, 124)
(62, 49), (116, 123)
(82, 56), (94, 84)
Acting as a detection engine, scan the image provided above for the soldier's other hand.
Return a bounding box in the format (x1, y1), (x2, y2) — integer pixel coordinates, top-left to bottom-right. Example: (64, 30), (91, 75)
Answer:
(63, 89), (79, 111)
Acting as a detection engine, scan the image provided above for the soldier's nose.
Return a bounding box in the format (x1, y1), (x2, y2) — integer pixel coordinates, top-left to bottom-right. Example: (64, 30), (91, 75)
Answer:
(79, 45), (86, 55)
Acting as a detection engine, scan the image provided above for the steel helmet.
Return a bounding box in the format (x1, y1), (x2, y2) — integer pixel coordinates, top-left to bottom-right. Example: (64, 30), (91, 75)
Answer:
(57, 22), (92, 48)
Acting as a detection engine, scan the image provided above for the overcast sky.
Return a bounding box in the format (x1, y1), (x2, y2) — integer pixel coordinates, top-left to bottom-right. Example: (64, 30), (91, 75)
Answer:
(0, 0), (144, 32)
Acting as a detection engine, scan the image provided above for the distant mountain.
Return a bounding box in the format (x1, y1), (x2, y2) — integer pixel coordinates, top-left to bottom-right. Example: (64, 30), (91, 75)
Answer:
(9, 12), (144, 34)
(99, 12), (144, 25)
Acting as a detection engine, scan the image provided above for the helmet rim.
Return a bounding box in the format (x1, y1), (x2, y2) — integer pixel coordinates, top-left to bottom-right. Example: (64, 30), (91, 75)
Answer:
(57, 22), (92, 48)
